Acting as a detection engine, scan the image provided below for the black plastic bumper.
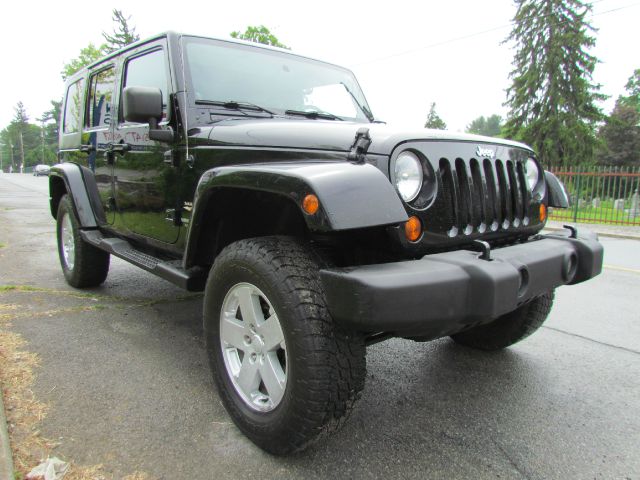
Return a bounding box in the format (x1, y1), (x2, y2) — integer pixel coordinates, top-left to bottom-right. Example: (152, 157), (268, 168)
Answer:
(320, 229), (603, 338)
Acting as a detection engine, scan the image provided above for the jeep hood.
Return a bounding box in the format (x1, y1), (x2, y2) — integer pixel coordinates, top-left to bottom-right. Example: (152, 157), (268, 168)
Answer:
(194, 118), (533, 156)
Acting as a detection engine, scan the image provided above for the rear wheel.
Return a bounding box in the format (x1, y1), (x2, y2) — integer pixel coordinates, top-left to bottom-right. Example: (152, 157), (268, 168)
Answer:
(450, 291), (555, 351)
(204, 236), (366, 454)
(56, 194), (110, 288)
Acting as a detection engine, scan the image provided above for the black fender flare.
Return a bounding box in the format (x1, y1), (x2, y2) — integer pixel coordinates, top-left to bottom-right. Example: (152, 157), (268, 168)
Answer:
(185, 161), (408, 261)
(49, 163), (105, 227)
(544, 171), (570, 208)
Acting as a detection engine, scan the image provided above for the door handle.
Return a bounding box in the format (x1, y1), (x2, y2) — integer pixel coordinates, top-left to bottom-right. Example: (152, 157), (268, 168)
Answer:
(163, 150), (179, 167)
(79, 144), (95, 153)
(110, 143), (131, 154)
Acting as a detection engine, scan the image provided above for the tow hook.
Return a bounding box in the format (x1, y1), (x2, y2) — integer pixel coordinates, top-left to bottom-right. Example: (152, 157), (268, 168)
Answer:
(563, 224), (578, 239)
(470, 240), (492, 261)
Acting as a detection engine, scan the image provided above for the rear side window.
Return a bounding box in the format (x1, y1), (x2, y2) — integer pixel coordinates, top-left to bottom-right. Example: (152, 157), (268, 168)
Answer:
(123, 49), (168, 119)
(63, 79), (84, 134)
(87, 67), (115, 129)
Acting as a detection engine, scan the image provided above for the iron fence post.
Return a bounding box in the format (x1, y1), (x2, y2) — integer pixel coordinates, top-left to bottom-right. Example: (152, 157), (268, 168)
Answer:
(573, 166), (581, 223)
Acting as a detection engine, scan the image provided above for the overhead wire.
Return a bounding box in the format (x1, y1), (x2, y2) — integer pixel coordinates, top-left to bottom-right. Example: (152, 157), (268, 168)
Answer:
(353, 0), (640, 67)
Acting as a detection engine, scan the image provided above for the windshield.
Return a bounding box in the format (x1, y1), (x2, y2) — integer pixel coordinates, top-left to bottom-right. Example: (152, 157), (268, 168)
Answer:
(183, 37), (373, 122)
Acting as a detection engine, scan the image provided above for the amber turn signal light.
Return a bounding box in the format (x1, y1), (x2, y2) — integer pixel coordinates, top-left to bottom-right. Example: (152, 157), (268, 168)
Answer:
(404, 216), (422, 242)
(539, 204), (547, 222)
(302, 194), (319, 215)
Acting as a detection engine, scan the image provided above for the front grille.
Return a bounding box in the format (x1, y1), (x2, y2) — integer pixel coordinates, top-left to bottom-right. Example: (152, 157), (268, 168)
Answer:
(438, 157), (529, 236)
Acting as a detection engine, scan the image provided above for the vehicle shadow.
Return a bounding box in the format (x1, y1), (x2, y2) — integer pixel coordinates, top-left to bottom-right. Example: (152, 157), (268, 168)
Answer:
(134, 291), (552, 478)
(278, 338), (550, 478)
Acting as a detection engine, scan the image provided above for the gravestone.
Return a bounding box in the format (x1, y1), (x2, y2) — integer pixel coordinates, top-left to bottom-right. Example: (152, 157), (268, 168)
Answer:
(592, 197), (601, 208)
(629, 190), (639, 217)
(614, 199), (626, 211)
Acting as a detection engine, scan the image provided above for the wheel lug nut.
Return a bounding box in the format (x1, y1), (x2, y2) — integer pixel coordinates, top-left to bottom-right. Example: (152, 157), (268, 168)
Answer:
(250, 353), (257, 362)
(244, 335), (251, 344)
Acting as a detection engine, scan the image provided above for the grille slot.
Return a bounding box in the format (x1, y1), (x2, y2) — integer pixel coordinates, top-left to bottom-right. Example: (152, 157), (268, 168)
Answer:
(438, 157), (528, 236)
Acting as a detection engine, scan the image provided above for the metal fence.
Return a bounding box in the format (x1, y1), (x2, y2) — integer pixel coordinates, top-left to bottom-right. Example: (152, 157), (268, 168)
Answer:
(549, 166), (640, 225)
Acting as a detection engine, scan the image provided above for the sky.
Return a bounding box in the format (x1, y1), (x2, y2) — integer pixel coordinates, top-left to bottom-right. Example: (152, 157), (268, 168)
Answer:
(0, 0), (638, 132)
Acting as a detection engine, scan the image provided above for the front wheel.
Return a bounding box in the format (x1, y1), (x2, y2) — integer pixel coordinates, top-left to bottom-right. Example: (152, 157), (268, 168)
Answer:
(56, 194), (110, 288)
(450, 291), (555, 351)
(204, 236), (366, 454)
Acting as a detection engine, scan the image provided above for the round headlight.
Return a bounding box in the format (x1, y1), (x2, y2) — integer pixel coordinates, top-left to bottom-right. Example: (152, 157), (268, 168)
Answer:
(524, 158), (540, 190)
(394, 151), (423, 202)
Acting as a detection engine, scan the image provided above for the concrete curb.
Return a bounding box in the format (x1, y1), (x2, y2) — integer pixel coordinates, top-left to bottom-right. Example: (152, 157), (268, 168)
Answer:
(544, 226), (640, 241)
(0, 383), (15, 480)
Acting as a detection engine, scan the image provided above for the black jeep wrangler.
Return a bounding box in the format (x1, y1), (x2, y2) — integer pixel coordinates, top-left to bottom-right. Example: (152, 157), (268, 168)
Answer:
(50, 32), (603, 454)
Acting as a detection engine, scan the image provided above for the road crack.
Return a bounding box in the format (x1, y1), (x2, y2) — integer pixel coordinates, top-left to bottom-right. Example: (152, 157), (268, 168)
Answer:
(542, 326), (640, 355)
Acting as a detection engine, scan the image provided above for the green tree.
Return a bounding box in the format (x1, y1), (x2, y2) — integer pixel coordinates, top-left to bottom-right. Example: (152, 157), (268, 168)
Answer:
(39, 100), (61, 143)
(230, 25), (289, 49)
(503, 0), (605, 168)
(597, 70), (640, 166)
(61, 43), (105, 80)
(424, 102), (447, 130)
(466, 114), (503, 137)
(102, 9), (140, 53)
(37, 100), (62, 163)
(11, 102), (28, 170)
(1, 102), (45, 170)
(597, 104), (640, 166)
(61, 9), (140, 80)
(618, 69), (640, 114)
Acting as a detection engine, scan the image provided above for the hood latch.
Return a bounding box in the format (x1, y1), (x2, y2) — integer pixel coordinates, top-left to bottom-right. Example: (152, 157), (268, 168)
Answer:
(348, 127), (372, 163)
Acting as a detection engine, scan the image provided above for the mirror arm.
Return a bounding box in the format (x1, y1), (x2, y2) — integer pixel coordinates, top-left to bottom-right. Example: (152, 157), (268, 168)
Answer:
(149, 124), (175, 143)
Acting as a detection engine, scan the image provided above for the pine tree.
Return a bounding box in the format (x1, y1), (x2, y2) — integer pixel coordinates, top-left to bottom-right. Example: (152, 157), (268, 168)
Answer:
(504, 0), (606, 168)
(62, 10), (140, 80)
(102, 9), (140, 53)
(424, 103), (447, 130)
(12, 102), (29, 171)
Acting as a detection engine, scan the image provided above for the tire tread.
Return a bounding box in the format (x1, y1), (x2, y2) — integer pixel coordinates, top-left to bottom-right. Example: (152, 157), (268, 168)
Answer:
(204, 236), (366, 454)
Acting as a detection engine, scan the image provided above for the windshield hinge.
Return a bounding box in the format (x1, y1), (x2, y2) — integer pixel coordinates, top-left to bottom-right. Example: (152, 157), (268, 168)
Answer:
(348, 127), (372, 163)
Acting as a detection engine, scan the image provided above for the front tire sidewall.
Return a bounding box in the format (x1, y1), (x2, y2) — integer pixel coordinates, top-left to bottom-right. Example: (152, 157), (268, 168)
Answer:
(205, 254), (309, 450)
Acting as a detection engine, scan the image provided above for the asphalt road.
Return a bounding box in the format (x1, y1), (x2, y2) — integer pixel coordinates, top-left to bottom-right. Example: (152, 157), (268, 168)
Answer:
(0, 173), (638, 479)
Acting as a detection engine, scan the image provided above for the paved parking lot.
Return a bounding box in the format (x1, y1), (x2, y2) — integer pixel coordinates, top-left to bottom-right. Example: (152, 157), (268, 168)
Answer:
(1, 173), (639, 479)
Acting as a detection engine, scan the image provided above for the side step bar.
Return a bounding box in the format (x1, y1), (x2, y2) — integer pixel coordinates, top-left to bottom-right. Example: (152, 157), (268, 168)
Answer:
(80, 230), (207, 291)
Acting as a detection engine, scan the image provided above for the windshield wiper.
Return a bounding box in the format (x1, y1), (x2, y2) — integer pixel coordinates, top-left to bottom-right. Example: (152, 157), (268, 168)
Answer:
(195, 100), (274, 116)
(340, 82), (375, 123)
(284, 109), (344, 121)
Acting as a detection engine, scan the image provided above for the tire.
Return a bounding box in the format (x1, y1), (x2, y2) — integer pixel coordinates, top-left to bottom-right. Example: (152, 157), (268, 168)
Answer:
(56, 194), (110, 288)
(204, 236), (366, 454)
(450, 291), (555, 351)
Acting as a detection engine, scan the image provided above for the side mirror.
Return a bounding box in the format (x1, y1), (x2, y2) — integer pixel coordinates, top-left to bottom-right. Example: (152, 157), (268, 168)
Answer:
(123, 86), (163, 125)
(544, 171), (570, 208)
(122, 86), (174, 142)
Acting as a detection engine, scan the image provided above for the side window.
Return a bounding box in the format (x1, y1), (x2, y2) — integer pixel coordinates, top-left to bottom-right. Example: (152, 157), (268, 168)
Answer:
(86, 67), (115, 129)
(63, 79), (84, 134)
(123, 49), (168, 121)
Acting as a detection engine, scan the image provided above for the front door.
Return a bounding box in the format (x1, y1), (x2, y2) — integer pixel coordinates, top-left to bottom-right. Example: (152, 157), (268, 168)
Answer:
(112, 41), (181, 244)
(83, 65), (117, 225)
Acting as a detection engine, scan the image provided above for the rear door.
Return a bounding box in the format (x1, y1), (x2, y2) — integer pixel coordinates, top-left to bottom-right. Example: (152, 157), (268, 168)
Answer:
(112, 40), (181, 244)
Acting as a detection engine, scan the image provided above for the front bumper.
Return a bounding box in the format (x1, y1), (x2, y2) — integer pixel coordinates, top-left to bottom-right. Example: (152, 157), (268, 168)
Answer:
(320, 228), (603, 338)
